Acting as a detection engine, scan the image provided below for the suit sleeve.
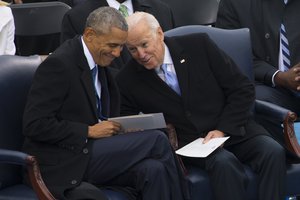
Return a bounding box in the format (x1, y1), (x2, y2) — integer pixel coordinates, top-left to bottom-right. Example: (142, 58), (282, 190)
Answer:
(23, 57), (88, 149)
(203, 35), (255, 136)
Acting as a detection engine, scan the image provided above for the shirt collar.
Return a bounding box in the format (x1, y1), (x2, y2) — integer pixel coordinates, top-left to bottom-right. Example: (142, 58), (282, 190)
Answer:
(155, 44), (173, 73)
(163, 43), (173, 65)
(81, 36), (96, 70)
(106, 0), (133, 15)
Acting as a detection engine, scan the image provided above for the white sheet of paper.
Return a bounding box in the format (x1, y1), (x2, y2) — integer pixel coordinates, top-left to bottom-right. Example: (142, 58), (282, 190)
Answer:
(108, 113), (166, 132)
(176, 136), (230, 158)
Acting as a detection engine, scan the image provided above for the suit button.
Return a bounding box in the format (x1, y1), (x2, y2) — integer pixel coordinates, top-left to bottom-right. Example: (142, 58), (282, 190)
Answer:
(266, 56), (270, 62)
(265, 33), (270, 39)
(71, 180), (77, 185)
(83, 148), (89, 154)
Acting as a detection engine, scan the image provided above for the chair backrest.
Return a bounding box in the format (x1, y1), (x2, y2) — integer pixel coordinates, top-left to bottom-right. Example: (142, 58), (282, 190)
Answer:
(164, 25), (253, 81)
(160, 0), (220, 26)
(9, 2), (71, 56)
(10, 2), (70, 36)
(0, 55), (41, 189)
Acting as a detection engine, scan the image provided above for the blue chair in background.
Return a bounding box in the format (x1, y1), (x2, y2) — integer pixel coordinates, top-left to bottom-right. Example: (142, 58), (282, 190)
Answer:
(165, 25), (300, 200)
(0, 55), (128, 200)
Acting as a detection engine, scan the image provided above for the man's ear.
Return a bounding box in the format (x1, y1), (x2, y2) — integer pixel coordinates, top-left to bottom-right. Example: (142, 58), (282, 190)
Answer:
(157, 27), (164, 41)
(83, 27), (96, 42)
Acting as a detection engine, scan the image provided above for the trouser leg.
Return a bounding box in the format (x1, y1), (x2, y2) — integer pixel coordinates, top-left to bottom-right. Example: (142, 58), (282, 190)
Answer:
(185, 148), (248, 200)
(85, 130), (187, 200)
(229, 135), (286, 200)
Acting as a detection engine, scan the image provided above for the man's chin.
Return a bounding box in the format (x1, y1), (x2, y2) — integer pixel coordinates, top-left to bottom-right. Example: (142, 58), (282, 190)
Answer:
(99, 59), (115, 67)
(143, 65), (156, 70)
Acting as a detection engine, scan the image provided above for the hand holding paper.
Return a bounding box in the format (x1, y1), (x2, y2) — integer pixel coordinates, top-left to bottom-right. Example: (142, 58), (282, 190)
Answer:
(176, 137), (230, 158)
(108, 113), (166, 133)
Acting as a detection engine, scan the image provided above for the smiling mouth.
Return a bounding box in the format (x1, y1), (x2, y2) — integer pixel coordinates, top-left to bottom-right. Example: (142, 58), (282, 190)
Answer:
(140, 57), (151, 64)
(104, 54), (115, 61)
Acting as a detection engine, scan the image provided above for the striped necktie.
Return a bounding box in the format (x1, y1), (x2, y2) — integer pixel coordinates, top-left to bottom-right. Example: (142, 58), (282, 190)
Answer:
(119, 4), (129, 17)
(280, 0), (290, 71)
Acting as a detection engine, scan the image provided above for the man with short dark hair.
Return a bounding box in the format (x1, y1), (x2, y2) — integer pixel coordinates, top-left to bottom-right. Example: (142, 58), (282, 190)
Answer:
(23, 7), (187, 200)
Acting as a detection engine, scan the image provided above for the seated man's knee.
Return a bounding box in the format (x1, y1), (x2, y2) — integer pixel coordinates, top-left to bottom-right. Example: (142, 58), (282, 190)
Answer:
(149, 130), (172, 147)
(261, 138), (285, 162)
(136, 159), (166, 179)
(208, 149), (243, 172)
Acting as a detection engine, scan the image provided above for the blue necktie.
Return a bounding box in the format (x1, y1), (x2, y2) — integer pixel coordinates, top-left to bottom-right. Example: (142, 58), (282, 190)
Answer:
(91, 66), (102, 119)
(161, 64), (181, 95)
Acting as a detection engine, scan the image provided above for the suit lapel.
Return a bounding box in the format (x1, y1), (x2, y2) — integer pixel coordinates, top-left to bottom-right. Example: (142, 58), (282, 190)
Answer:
(136, 37), (190, 103)
(136, 64), (179, 102)
(75, 38), (99, 120)
(164, 37), (190, 102)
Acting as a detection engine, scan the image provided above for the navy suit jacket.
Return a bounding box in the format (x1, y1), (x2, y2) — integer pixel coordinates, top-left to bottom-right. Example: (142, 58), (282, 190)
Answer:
(22, 36), (120, 199)
(116, 33), (269, 147)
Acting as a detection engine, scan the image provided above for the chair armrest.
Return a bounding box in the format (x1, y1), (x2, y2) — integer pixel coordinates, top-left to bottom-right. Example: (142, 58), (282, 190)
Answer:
(255, 100), (300, 157)
(165, 124), (179, 151)
(0, 149), (56, 200)
(164, 124), (188, 175)
(255, 99), (297, 121)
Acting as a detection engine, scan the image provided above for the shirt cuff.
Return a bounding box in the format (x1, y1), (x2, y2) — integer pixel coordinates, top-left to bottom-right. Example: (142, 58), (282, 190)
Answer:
(272, 70), (280, 87)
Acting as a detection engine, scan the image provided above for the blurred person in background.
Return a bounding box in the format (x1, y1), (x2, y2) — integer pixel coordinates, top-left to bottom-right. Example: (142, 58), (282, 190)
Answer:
(0, 0), (16, 55)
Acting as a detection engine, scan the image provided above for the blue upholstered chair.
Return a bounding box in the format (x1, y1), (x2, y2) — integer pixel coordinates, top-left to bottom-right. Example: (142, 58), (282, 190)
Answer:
(0, 55), (128, 200)
(165, 25), (300, 200)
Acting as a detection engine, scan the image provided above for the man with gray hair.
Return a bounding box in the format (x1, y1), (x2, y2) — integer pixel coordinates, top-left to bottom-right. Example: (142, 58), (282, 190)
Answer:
(116, 11), (286, 200)
(22, 7), (188, 200)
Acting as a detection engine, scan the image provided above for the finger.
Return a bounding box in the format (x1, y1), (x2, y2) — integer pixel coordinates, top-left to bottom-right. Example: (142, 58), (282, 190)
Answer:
(203, 134), (212, 144)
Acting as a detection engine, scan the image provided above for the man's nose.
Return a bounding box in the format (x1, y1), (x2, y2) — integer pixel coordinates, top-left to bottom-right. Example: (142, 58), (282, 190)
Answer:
(111, 46), (123, 57)
(137, 48), (146, 58)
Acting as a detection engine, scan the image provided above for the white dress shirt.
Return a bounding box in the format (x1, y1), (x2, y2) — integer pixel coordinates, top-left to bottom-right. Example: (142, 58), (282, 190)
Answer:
(156, 44), (178, 79)
(81, 37), (101, 99)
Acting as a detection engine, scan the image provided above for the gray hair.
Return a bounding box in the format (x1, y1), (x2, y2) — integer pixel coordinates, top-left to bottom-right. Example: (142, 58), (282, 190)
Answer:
(126, 12), (160, 35)
(85, 7), (128, 34)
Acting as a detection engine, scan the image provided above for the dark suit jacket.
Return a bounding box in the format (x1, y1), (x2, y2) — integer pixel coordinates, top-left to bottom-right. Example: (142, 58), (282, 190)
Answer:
(116, 33), (268, 147)
(60, 0), (175, 71)
(22, 36), (120, 199)
(216, 0), (300, 86)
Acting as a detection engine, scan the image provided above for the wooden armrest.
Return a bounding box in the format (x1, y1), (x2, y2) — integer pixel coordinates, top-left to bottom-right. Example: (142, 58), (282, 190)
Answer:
(255, 99), (300, 160)
(165, 124), (188, 175)
(282, 112), (300, 158)
(165, 124), (179, 151)
(0, 149), (56, 199)
(26, 155), (56, 200)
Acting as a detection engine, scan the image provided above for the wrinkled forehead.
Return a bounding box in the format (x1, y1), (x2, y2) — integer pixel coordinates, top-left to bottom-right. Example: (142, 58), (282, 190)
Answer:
(127, 24), (155, 45)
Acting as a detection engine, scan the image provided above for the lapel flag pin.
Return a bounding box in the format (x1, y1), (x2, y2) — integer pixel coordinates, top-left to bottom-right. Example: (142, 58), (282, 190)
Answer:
(180, 59), (185, 63)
